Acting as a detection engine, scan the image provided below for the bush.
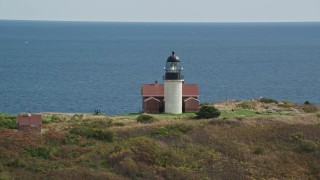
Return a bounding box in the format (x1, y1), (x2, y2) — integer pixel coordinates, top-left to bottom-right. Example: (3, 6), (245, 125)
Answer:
(0, 113), (17, 129)
(129, 137), (159, 164)
(51, 115), (65, 122)
(300, 140), (318, 153)
(237, 103), (254, 110)
(116, 157), (139, 177)
(253, 147), (265, 155)
(304, 101), (311, 105)
(152, 124), (193, 137)
(7, 158), (27, 167)
(0, 119), (17, 129)
(70, 126), (115, 142)
(71, 114), (83, 121)
(137, 114), (154, 123)
(259, 98), (278, 104)
(26, 146), (52, 159)
(42, 118), (51, 124)
(196, 105), (221, 119)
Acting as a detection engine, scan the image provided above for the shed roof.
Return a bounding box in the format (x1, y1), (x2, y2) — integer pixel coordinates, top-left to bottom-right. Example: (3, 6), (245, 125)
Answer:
(17, 115), (42, 125)
(141, 84), (199, 97)
(184, 97), (200, 102)
(144, 97), (161, 102)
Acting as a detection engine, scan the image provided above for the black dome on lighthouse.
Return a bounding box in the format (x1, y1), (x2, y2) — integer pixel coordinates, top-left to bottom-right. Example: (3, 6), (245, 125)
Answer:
(167, 51), (180, 62)
(164, 51), (183, 80)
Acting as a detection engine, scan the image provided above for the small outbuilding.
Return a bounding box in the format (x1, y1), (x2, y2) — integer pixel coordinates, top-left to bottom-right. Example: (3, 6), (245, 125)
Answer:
(143, 97), (162, 113)
(183, 97), (200, 113)
(17, 114), (42, 133)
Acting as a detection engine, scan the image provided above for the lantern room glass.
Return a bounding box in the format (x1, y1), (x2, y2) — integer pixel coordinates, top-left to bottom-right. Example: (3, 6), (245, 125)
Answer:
(166, 62), (182, 73)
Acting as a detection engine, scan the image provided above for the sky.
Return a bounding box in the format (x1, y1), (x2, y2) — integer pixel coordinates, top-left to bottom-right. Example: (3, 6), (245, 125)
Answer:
(0, 0), (320, 22)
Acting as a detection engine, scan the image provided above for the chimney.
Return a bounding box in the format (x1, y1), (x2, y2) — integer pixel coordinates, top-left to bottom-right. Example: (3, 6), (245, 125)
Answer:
(155, 80), (158, 84)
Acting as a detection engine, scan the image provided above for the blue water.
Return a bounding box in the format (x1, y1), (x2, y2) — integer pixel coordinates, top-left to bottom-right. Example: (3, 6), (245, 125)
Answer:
(0, 20), (319, 114)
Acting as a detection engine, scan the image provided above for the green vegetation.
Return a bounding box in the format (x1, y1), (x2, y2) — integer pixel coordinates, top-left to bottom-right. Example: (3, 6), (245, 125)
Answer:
(300, 139), (318, 153)
(152, 124), (193, 137)
(70, 126), (115, 142)
(196, 105), (221, 119)
(51, 114), (66, 122)
(237, 102), (255, 110)
(220, 109), (258, 119)
(259, 97), (278, 104)
(301, 104), (318, 113)
(304, 101), (311, 105)
(253, 146), (265, 155)
(0, 99), (319, 179)
(0, 113), (16, 129)
(137, 114), (155, 123)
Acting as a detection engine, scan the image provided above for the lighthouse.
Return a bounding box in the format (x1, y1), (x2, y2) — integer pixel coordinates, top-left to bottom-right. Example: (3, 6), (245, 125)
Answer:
(164, 52), (184, 114)
(141, 52), (199, 114)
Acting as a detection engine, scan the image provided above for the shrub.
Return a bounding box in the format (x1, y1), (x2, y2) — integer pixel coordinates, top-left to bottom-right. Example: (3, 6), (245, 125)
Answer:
(137, 114), (154, 123)
(94, 130), (116, 141)
(0, 119), (17, 129)
(129, 137), (159, 164)
(51, 115), (65, 122)
(253, 147), (265, 155)
(71, 114), (83, 121)
(42, 118), (51, 124)
(290, 132), (304, 141)
(0, 113), (17, 129)
(237, 103), (254, 110)
(65, 133), (80, 144)
(300, 140), (318, 153)
(116, 157), (139, 177)
(304, 101), (311, 105)
(196, 105), (221, 119)
(152, 124), (193, 137)
(70, 127), (115, 142)
(85, 120), (113, 128)
(7, 158), (27, 167)
(259, 98), (278, 104)
(26, 146), (52, 159)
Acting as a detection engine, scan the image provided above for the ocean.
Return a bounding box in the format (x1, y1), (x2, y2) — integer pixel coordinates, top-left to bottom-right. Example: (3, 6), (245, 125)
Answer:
(0, 20), (319, 115)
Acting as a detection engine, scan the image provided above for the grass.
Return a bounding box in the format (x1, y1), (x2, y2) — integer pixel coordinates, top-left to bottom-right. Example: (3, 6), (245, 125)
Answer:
(219, 109), (259, 119)
(0, 99), (319, 179)
(120, 112), (196, 117)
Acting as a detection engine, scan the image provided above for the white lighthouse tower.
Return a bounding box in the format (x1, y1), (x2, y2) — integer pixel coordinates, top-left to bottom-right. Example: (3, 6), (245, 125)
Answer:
(164, 52), (184, 114)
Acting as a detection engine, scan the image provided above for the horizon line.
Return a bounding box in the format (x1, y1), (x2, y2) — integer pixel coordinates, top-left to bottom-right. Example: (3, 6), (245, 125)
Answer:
(1, 18), (320, 24)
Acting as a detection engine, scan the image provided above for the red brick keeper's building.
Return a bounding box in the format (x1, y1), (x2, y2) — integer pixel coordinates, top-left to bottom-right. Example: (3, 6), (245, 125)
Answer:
(141, 83), (199, 113)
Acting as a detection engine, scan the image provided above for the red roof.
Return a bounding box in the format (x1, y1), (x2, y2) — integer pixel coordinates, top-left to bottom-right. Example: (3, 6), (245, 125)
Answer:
(141, 84), (199, 97)
(17, 115), (42, 125)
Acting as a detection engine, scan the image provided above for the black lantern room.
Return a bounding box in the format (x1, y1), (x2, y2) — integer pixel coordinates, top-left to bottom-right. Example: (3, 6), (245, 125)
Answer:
(164, 52), (183, 80)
